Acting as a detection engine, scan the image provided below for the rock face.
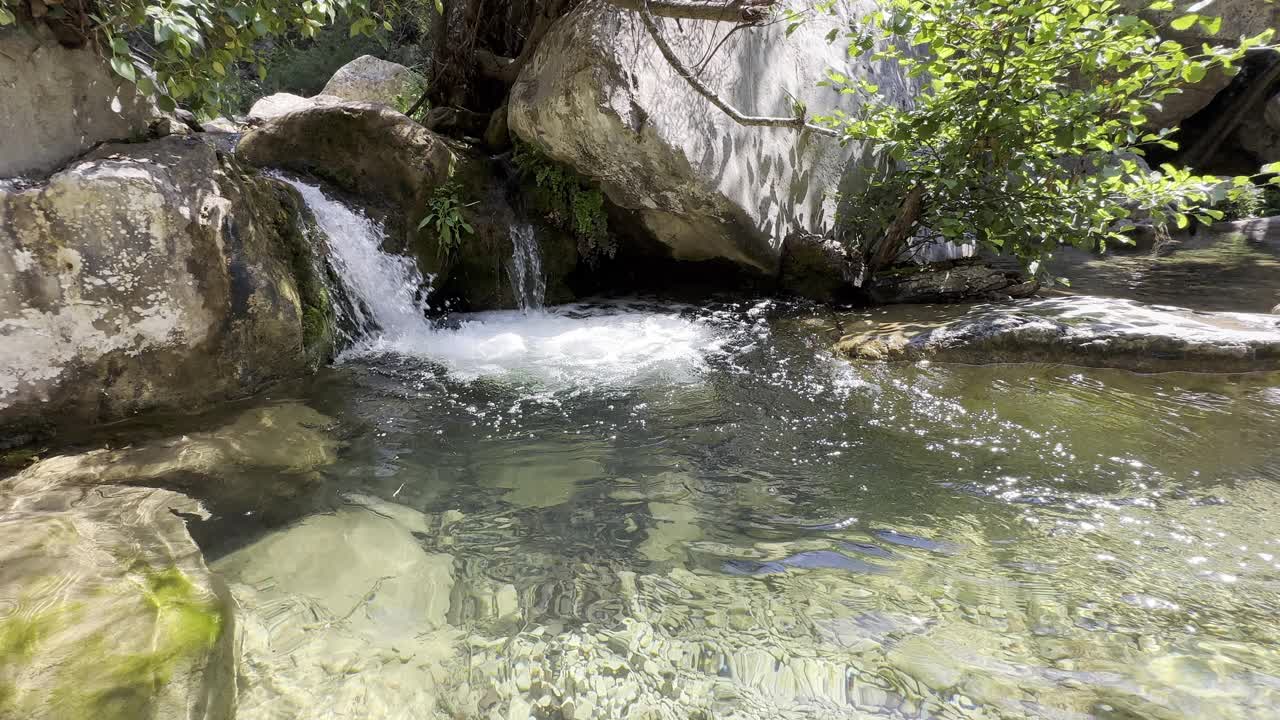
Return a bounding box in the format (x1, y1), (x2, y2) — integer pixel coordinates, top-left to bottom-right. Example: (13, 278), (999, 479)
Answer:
(508, 0), (911, 273)
(834, 296), (1280, 372)
(0, 136), (337, 436)
(238, 102), (455, 226)
(321, 55), (420, 106)
(865, 258), (1039, 305)
(246, 93), (345, 125)
(0, 471), (235, 720)
(0, 22), (161, 178)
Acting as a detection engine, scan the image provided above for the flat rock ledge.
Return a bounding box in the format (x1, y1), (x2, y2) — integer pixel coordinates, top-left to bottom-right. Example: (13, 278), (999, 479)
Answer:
(834, 297), (1280, 373)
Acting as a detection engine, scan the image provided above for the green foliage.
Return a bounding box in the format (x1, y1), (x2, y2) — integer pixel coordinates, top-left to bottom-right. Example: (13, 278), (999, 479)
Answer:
(417, 182), (475, 258)
(5, 0), (389, 115)
(813, 0), (1278, 278)
(513, 143), (614, 261)
(1217, 182), (1267, 221)
(394, 72), (428, 118)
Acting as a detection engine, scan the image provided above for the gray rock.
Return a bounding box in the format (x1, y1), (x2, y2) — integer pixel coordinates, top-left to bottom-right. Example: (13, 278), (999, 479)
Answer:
(508, 0), (913, 273)
(0, 471), (235, 720)
(1267, 93), (1280, 133)
(1237, 108), (1280, 165)
(778, 234), (863, 303)
(0, 22), (162, 178)
(321, 55), (421, 107)
(246, 92), (345, 124)
(0, 136), (336, 435)
(200, 117), (241, 134)
(865, 258), (1039, 305)
(834, 296), (1280, 372)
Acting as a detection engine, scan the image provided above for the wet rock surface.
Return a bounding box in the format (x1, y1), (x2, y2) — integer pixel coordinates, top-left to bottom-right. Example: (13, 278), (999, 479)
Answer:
(0, 136), (336, 437)
(834, 296), (1280, 372)
(0, 472), (234, 720)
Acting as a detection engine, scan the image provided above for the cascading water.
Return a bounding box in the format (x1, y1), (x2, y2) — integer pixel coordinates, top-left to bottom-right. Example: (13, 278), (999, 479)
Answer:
(284, 174), (733, 388)
(278, 176), (434, 341)
(507, 222), (546, 312)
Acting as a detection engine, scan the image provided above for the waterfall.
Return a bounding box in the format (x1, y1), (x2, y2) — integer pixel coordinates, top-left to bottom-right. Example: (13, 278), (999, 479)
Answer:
(508, 223), (545, 312)
(278, 176), (434, 342)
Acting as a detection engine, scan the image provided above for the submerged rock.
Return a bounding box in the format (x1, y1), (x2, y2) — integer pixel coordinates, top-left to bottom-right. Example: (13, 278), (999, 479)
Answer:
(0, 136), (337, 437)
(0, 22), (162, 178)
(834, 296), (1280, 372)
(508, 0), (912, 273)
(215, 495), (466, 720)
(0, 476), (234, 720)
(321, 55), (421, 107)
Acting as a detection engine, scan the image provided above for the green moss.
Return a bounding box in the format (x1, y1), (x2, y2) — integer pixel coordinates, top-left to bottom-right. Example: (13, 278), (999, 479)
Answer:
(141, 567), (223, 656)
(0, 609), (65, 660)
(512, 142), (613, 262)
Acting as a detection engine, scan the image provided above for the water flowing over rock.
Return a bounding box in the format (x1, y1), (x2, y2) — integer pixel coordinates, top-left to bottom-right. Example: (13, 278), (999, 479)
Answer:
(0, 136), (337, 436)
(321, 55), (421, 106)
(0, 22), (163, 178)
(508, 223), (547, 311)
(834, 296), (1280, 372)
(0, 471), (235, 720)
(508, 0), (911, 273)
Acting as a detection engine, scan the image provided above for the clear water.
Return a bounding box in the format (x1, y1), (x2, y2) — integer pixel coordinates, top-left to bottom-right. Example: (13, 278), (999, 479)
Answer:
(154, 296), (1279, 720)
(21, 190), (1280, 719)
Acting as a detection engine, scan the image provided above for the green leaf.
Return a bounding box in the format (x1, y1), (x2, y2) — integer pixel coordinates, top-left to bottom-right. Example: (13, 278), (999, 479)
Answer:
(110, 55), (137, 83)
(0, 7), (15, 25)
(157, 95), (176, 113)
(1182, 63), (1206, 83)
(1170, 14), (1198, 30)
(1198, 15), (1222, 35)
(434, 0), (444, 14)
(1261, 162), (1280, 174)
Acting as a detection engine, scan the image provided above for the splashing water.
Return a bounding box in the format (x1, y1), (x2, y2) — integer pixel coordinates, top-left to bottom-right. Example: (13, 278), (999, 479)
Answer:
(508, 223), (545, 312)
(278, 175), (434, 340)
(286, 176), (734, 387)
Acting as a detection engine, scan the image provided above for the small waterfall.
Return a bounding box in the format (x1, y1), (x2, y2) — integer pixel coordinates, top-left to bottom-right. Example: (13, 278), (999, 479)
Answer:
(279, 176), (434, 341)
(507, 223), (546, 312)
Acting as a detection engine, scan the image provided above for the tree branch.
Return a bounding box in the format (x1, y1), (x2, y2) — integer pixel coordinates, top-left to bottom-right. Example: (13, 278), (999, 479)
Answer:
(635, 0), (838, 136)
(609, 0), (776, 24)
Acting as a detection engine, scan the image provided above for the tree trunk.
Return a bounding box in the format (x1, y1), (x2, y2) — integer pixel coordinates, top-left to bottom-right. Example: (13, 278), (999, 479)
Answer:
(868, 184), (925, 274)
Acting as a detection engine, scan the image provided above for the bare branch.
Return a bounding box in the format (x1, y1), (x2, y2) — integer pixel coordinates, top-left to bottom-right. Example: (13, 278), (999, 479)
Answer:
(635, 0), (839, 137)
(608, 0), (777, 24)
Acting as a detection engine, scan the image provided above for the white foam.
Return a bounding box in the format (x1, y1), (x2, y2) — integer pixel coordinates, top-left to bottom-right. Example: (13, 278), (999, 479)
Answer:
(346, 305), (728, 388)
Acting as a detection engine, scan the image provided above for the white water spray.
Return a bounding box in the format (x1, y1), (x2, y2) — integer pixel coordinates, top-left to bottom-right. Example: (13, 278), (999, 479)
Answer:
(286, 176), (734, 387)
(279, 176), (434, 340)
(508, 223), (545, 312)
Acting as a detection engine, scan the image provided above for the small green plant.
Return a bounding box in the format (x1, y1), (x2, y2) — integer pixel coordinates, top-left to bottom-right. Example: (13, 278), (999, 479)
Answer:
(394, 72), (429, 119)
(513, 142), (615, 260)
(417, 182), (475, 258)
(1217, 182), (1267, 221)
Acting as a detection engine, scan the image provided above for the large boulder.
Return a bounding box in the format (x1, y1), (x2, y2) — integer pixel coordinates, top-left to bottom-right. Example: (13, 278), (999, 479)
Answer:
(0, 471), (235, 720)
(864, 257), (1039, 304)
(0, 136), (337, 437)
(508, 0), (912, 273)
(238, 102), (454, 225)
(1267, 92), (1280, 132)
(0, 22), (162, 178)
(834, 296), (1280, 372)
(321, 55), (421, 107)
(246, 93), (345, 125)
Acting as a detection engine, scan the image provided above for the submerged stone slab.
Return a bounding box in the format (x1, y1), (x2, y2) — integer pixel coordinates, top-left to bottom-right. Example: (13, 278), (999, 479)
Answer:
(0, 472), (234, 720)
(834, 297), (1280, 372)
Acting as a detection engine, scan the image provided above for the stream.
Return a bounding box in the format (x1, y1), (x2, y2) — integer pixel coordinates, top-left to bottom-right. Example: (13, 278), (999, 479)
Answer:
(43, 182), (1280, 719)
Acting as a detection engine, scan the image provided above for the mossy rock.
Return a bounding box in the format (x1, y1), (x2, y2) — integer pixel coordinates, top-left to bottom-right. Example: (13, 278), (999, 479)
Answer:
(0, 479), (236, 720)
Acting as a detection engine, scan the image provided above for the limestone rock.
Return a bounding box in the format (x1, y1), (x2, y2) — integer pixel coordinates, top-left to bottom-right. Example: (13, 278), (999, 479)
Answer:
(238, 102), (454, 219)
(865, 258), (1039, 305)
(0, 475), (235, 720)
(833, 296), (1280, 372)
(0, 22), (162, 178)
(778, 234), (863, 302)
(508, 0), (913, 273)
(201, 117), (241, 134)
(0, 136), (337, 436)
(321, 55), (421, 107)
(246, 93), (345, 125)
